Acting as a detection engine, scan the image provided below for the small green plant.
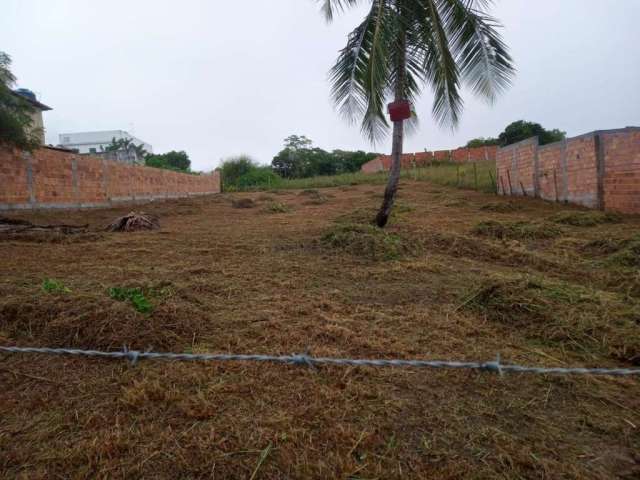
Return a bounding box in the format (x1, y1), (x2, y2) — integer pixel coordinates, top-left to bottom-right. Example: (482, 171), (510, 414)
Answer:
(108, 287), (153, 313)
(42, 278), (71, 294)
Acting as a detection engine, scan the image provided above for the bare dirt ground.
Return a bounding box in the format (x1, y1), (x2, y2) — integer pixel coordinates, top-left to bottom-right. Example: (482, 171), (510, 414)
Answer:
(1, 182), (639, 479)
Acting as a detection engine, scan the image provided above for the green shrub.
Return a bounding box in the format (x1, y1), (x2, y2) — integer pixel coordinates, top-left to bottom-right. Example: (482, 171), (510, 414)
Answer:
(236, 167), (281, 189)
(108, 287), (152, 313)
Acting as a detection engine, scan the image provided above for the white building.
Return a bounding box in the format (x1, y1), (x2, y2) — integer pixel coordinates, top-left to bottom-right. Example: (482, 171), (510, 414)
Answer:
(58, 130), (153, 155)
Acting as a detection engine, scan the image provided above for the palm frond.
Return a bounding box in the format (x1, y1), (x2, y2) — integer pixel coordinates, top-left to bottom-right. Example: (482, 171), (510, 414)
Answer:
(417, 0), (463, 128)
(329, 0), (396, 142)
(443, 0), (515, 102)
(318, 0), (364, 22)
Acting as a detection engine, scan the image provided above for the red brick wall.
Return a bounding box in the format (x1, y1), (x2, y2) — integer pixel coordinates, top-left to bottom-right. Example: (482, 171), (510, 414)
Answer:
(0, 146), (220, 210)
(564, 134), (599, 208)
(602, 129), (640, 214)
(360, 146), (497, 174)
(496, 138), (538, 196)
(496, 127), (640, 213)
(537, 142), (564, 202)
(0, 149), (31, 204)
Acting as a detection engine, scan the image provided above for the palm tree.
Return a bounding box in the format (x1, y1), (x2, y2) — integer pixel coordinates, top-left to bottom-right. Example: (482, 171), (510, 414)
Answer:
(321, 0), (515, 227)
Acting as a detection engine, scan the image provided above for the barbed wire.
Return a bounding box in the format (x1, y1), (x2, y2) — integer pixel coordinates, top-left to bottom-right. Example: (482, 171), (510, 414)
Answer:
(1, 346), (640, 377)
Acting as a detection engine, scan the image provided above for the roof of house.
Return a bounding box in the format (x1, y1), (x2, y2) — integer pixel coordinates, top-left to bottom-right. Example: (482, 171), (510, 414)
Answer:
(12, 90), (52, 111)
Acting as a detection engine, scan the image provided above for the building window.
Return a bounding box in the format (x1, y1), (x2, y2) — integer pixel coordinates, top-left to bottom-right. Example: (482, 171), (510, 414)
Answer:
(63, 136), (70, 143)
(89, 148), (97, 154)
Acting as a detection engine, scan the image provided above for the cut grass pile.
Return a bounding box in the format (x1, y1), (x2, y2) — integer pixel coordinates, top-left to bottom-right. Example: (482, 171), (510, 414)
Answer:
(299, 189), (330, 205)
(550, 210), (622, 227)
(263, 201), (291, 214)
(321, 223), (416, 260)
(231, 198), (257, 209)
(582, 235), (640, 267)
(462, 275), (640, 364)
(472, 220), (562, 240)
(479, 201), (523, 213)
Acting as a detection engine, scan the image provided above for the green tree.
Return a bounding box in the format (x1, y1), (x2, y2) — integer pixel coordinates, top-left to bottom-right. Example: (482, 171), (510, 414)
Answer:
(322, 0), (514, 226)
(465, 137), (500, 148)
(0, 52), (41, 151)
(284, 135), (313, 150)
(272, 135), (316, 178)
(498, 120), (566, 146)
(145, 150), (191, 171)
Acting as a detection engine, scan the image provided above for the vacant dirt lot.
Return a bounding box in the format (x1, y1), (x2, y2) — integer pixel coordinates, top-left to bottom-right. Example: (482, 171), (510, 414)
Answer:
(1, 182), (639, 479)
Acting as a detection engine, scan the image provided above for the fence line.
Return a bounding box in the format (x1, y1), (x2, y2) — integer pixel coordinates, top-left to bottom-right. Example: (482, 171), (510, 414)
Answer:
(1, 346), (640, 377)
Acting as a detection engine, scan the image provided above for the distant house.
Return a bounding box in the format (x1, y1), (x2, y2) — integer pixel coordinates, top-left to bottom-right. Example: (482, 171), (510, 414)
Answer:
(58, 130), (153, 157)
(12, 88), (52, 145)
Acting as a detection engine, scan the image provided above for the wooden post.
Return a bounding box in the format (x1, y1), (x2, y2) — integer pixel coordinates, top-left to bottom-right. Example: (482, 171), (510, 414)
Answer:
(456, 165), (460, 186)
(473, 162), (478, 190)
(553, 168), (559, 202)
(519, 181), (527, 197)
(506, 169), (514, 195)
(488, 170), (496, 194)
(499, 175), (507, 196)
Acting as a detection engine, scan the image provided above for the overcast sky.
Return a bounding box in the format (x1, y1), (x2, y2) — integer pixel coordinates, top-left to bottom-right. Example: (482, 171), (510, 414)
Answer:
(2, 0), (639, 171)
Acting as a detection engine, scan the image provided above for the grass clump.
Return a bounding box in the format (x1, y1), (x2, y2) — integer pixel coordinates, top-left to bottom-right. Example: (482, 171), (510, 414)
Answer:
(462, 276), (640, 363)
(263, 201), (291, 214)
(550, 210), (622, 227)
(42, 278), (71, 294)
(231, 198), (257, 209)
(299, 189), (329, 205)
(607, 237), (640, 268)
(321, 223), (415, 261)
(479, 201), (523, 213)
(108, 287), (153, 314)
(472, 220), (562, 241)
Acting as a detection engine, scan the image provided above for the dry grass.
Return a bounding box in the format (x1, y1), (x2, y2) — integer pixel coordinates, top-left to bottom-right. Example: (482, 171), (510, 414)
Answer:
(473, 219), (563, 241)
(1, 185), (639, 479)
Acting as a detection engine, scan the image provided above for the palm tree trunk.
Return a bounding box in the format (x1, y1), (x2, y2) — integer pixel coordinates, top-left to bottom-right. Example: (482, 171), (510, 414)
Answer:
(375, 32), (407, 228)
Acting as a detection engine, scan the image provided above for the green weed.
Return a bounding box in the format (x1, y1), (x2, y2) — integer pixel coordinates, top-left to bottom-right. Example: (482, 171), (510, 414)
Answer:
(108, 287), (153, 314)
(42, 278), (71, 294)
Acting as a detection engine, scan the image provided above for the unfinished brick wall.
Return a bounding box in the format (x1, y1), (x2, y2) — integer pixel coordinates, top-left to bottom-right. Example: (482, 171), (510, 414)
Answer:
(496, 127), (640, 213)
(361, 145), (496, 173)
(0, 147), (221, 210)
(602, 129), (640, 213)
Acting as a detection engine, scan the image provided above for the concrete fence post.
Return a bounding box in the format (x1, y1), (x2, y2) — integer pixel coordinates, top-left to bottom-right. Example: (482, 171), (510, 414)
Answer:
(22, 151), (35, 205)
(533, 139), (540, 198)
(595, 133), (606, 211)
(71, 157), (79, 204)
(561, 139), (569, 203)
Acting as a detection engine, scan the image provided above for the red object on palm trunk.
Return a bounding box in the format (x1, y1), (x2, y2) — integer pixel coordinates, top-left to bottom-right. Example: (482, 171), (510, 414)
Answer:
(387, 100), (411, 121)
